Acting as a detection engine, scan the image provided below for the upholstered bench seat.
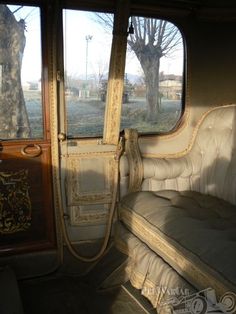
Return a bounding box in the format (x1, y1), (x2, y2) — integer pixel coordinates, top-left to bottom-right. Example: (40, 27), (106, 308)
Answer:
(117, 105), (236, 310)
(119, 189), (236, 298)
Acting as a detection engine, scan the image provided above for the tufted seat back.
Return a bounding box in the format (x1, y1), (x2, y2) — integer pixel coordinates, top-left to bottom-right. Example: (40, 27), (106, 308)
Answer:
(142, 104), (236, 205)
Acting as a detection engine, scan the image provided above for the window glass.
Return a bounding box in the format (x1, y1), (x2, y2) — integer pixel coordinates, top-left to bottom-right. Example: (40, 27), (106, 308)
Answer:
(121, 16), (184, 134)
(0, 5), (43, 139)
(63, 10), (113, 138)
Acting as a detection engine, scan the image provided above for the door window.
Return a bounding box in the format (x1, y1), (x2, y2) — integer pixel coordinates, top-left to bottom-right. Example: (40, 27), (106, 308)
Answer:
(63, 9), (113, 138)
(0, 5), (43, 140)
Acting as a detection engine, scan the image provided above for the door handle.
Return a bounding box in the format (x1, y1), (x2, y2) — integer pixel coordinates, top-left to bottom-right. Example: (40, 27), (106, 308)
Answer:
(21, 144), (42, 158)
(58, 133), (66, 142)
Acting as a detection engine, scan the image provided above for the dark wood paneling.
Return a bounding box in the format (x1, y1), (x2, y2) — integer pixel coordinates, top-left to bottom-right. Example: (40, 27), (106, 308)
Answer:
(0, 142), (56, 255)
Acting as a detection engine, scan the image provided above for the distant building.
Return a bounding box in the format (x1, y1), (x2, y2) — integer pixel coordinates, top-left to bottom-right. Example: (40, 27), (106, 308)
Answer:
(159, 74), (182, 100)
(23, 80), (41, 91)
(132, 73), (182, 99)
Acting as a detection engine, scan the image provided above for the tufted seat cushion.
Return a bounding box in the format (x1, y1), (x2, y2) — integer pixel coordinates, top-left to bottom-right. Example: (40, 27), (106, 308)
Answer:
(119, 189), (236, 298)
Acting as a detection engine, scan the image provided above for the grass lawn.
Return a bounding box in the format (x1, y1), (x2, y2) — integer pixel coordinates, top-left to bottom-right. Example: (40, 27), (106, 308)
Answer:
(24, 90), (182, 138)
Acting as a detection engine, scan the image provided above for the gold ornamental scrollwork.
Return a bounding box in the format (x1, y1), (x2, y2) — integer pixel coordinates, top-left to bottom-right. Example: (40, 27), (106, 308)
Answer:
(0, 169), (32, 234)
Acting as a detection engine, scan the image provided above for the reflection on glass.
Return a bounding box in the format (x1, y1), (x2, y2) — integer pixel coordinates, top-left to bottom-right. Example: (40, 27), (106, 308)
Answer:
(63, 9), (113, 138)
(0, 5), (43, 140)
(121, 16), (184, 134)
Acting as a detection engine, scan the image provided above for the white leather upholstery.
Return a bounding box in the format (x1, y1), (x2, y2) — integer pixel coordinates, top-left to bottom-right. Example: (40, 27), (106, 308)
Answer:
(119, 190), (236, 297)
(142, 105), (236, 205)
(117, 105), (236, 310)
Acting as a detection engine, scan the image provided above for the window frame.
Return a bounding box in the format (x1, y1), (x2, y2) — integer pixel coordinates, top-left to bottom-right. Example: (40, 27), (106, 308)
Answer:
(0, 1), (51, 142)
(61, 7), (115, 139)
(1, 0), (186, 142)
(121, 12), (186, 136)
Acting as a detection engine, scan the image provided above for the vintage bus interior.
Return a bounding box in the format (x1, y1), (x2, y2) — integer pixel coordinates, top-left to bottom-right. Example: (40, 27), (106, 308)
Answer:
(1, 0), (236, 313)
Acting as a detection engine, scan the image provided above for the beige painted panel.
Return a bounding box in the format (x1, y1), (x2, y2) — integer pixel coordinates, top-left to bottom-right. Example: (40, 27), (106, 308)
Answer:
(69, 204), (110, 226)
(61, 141), (117, 228)
(66, 156), (114, 205)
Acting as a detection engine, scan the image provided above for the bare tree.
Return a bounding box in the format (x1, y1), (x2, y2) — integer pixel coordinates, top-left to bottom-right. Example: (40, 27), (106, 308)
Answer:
(92, 59), (109, 86)
(0, 5), (31, 139)
(94, 14), (182, 122)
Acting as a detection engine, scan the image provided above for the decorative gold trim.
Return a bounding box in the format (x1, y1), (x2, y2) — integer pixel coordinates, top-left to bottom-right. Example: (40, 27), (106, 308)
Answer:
(0, 170), (31, 234)
(69, 194), (112, 205)
(103, 0), (130, 145)
(69, 204), (109, 226)
(48, 1), (63, 259)
(62, 151), (116, 158)
(142, 104), (236, 159)
(121, 208), (233, 299)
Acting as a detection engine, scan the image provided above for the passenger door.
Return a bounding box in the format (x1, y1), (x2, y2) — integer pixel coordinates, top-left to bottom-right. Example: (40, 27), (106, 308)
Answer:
(58, 6), (128, 242)
(0, 4), (56, 255)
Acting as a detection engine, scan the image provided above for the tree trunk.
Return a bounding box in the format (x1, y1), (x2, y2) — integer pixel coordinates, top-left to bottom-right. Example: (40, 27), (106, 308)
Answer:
(0, 5), (31, 139)
(141, 58), (160, 122)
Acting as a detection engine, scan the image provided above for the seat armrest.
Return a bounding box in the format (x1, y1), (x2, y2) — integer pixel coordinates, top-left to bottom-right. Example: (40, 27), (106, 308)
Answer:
(124, 129), (202, 193)
(143, 157), (189, 180)
(124, 129), (143, 193)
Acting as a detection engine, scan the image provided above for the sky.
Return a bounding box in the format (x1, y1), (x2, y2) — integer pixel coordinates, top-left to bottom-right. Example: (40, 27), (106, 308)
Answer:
(8, 5), (42, 83)
(64, 10), (184, 80)
(63, 10), (113, 80)
(8, 5), (184, 83)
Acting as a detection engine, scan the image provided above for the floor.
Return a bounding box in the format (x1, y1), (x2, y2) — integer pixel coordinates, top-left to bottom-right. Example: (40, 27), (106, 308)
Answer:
(19, 275), (152, 314)
(18, 246), (156, 314)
